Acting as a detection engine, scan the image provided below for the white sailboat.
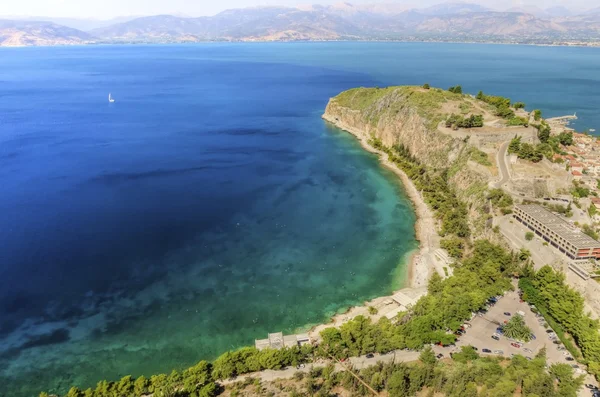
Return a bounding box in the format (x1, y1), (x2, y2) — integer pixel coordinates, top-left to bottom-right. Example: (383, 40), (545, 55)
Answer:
(108, 93), (115, 103)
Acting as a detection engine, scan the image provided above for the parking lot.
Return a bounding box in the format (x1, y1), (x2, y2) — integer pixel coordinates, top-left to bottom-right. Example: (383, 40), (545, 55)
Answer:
(452, 288), (568, 361)
(429, 283), (598, 395)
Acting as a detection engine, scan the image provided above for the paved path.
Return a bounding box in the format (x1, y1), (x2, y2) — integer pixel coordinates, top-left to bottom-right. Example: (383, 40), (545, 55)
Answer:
(495, 141), (511, 189)
(219, 350), (421, 385)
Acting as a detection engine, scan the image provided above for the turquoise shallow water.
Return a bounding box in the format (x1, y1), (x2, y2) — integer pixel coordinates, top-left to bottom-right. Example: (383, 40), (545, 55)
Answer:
(1, 43), (600, 397)
(0, 45), (416, 396)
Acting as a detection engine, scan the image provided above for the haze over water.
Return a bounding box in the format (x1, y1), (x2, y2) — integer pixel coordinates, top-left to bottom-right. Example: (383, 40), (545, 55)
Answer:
(1, 43), (600, 396)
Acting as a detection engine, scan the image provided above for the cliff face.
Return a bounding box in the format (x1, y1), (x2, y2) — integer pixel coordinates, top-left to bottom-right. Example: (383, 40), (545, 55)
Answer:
(323, 87), (461, 168)
(323, 86), (495, 239)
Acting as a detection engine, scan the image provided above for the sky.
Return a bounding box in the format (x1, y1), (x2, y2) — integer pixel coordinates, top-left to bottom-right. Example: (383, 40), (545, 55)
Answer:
(1, 0), (596, 19)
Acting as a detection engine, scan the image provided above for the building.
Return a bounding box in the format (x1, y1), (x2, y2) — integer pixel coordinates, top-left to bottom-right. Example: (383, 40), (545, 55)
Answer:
(513, 204), (600, 260)
(255, 332), (311, 350)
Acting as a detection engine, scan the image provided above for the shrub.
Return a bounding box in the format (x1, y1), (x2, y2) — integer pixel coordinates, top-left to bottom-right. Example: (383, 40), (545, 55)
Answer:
(525, 232), (534, 241)
(422, 83), (430, 89)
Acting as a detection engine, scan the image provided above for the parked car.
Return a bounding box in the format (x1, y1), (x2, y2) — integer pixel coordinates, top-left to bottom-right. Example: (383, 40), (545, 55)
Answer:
(504, 312), (511, 316)
(557, 347), (566, 351)
(523, 348), (533, 354)
(366, 353), (374, 359)
(546, 329), (554, 333)
(571, 364), (579, 369)
(511, 343), (521, 348)
(585, 384), (598, 390)
(530, 334), (536, 340)
(553, 340), (561, 345)
(482, 348), (492, 353)
(492, 335), (500, 341)
(566, 357), (575, 361)
(436, 354), (444, 359)
(493, 350), (504, 355)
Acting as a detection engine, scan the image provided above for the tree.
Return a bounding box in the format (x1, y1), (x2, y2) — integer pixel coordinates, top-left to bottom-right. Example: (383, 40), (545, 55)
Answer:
(419, 346), (437, 366)
(448, 85), (463, 94)
(440, 238), (464, 259)
(558, 131), (573, 146)
(525, 231), (534, 241)
(134, 375), (149, 396)
(422, 83), (430, 89)
(66, 388), (82, 397)
(508, 136), (522, 154)
(513, 102), (526, 109)
(502, 314), (532, 341)
(535, 122), (551, 143)
(518, 248), (531, 261)
(533, 109), (542, 121)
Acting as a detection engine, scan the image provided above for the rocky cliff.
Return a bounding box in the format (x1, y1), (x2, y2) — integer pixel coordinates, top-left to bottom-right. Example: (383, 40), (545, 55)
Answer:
(322, 86), (497, 240)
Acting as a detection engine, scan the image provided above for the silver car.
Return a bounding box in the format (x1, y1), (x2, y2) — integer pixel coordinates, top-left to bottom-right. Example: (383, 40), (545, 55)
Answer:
(493, 350), (504, 355)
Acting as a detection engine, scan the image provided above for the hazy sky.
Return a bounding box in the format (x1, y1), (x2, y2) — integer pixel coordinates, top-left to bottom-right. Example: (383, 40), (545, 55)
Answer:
(2, 0), (595, 19)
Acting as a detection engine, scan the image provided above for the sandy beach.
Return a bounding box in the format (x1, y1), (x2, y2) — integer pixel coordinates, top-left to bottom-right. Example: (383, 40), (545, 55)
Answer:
(308, 115), (442, 341)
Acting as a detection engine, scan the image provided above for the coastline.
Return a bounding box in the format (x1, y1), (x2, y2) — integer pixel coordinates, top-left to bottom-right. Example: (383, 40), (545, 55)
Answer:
(307, 114), (440, 341)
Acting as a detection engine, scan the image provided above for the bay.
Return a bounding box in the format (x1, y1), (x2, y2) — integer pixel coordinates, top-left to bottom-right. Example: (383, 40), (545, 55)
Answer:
(1, 42), (599, 396)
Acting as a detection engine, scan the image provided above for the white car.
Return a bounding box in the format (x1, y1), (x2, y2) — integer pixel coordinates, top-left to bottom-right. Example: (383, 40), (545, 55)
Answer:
(494, 350), (504, 355)
(523, 348), (533, 354)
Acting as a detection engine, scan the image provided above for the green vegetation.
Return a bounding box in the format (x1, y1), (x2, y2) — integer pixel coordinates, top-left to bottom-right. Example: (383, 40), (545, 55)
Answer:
(476, 90), (515, 119)
(440, 237), (465, 259)
(534, 121), (551, 143)
(389, 144), (469, 237)
(448, 85), (463, 94)
(559, 131), (574, 146)
(513, 101), (526, 109)
(54, 360), (218, 397)
(508, 136), (543, 163)
(507, 116), (529, 127)
(334, 86), (396, 112)
(571, 181), (590, 198)
(333, 86), (462, 130)
(469, 148), (492, 166)
(525, 232), (534, 241)
(502, 314), (532, 342)
(520, 266), (600, 379)
(231, 349), (584, 397)
(533, 109), (543, 121)
(422, 83), (430, 89)
(487, 188), (513, 214)
(368, 306), (378, 315)
(445, 113), (484, 129)
(320, 241), (518, 356)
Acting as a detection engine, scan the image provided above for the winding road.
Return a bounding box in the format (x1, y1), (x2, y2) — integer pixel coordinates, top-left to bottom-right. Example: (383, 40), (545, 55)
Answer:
(495, 141), (511, 189)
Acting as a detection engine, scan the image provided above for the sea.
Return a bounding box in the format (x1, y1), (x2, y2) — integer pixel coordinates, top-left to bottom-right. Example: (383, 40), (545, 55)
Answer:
(1, 42), (599, 396)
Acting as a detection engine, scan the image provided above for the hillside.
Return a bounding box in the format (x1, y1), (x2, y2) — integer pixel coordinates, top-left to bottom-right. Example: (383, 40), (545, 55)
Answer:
(4, 2), (600, 46)
(0, 20), (93, 46)
(321, 86), (563, 239)
(89, 6), (600, 43)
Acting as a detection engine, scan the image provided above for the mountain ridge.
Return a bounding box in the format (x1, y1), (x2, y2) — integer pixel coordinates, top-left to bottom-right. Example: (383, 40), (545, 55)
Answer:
(3, 2), (600, 47)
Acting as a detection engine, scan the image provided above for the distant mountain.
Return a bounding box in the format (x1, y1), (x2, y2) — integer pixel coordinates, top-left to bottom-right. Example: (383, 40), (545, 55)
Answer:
(1, 16), (139, 31)
(544, 6), (574, 18)
(4, 2), (600, 47)
(419, 2), (491, 16)
(0, 20), (93, 46)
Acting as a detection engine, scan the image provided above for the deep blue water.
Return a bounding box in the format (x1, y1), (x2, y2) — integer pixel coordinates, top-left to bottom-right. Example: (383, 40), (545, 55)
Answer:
(1, 43), (599, 396)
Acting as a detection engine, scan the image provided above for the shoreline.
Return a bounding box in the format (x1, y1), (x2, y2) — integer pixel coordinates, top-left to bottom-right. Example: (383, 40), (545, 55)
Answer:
(307, 114), (440, 340)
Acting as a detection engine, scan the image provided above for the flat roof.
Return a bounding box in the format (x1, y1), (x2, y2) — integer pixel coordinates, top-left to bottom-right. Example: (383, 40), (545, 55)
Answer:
(515, 204), (600, 249)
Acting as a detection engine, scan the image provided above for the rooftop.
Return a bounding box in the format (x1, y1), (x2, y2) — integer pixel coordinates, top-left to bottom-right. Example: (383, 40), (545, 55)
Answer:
(515, 204), (600, 249)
